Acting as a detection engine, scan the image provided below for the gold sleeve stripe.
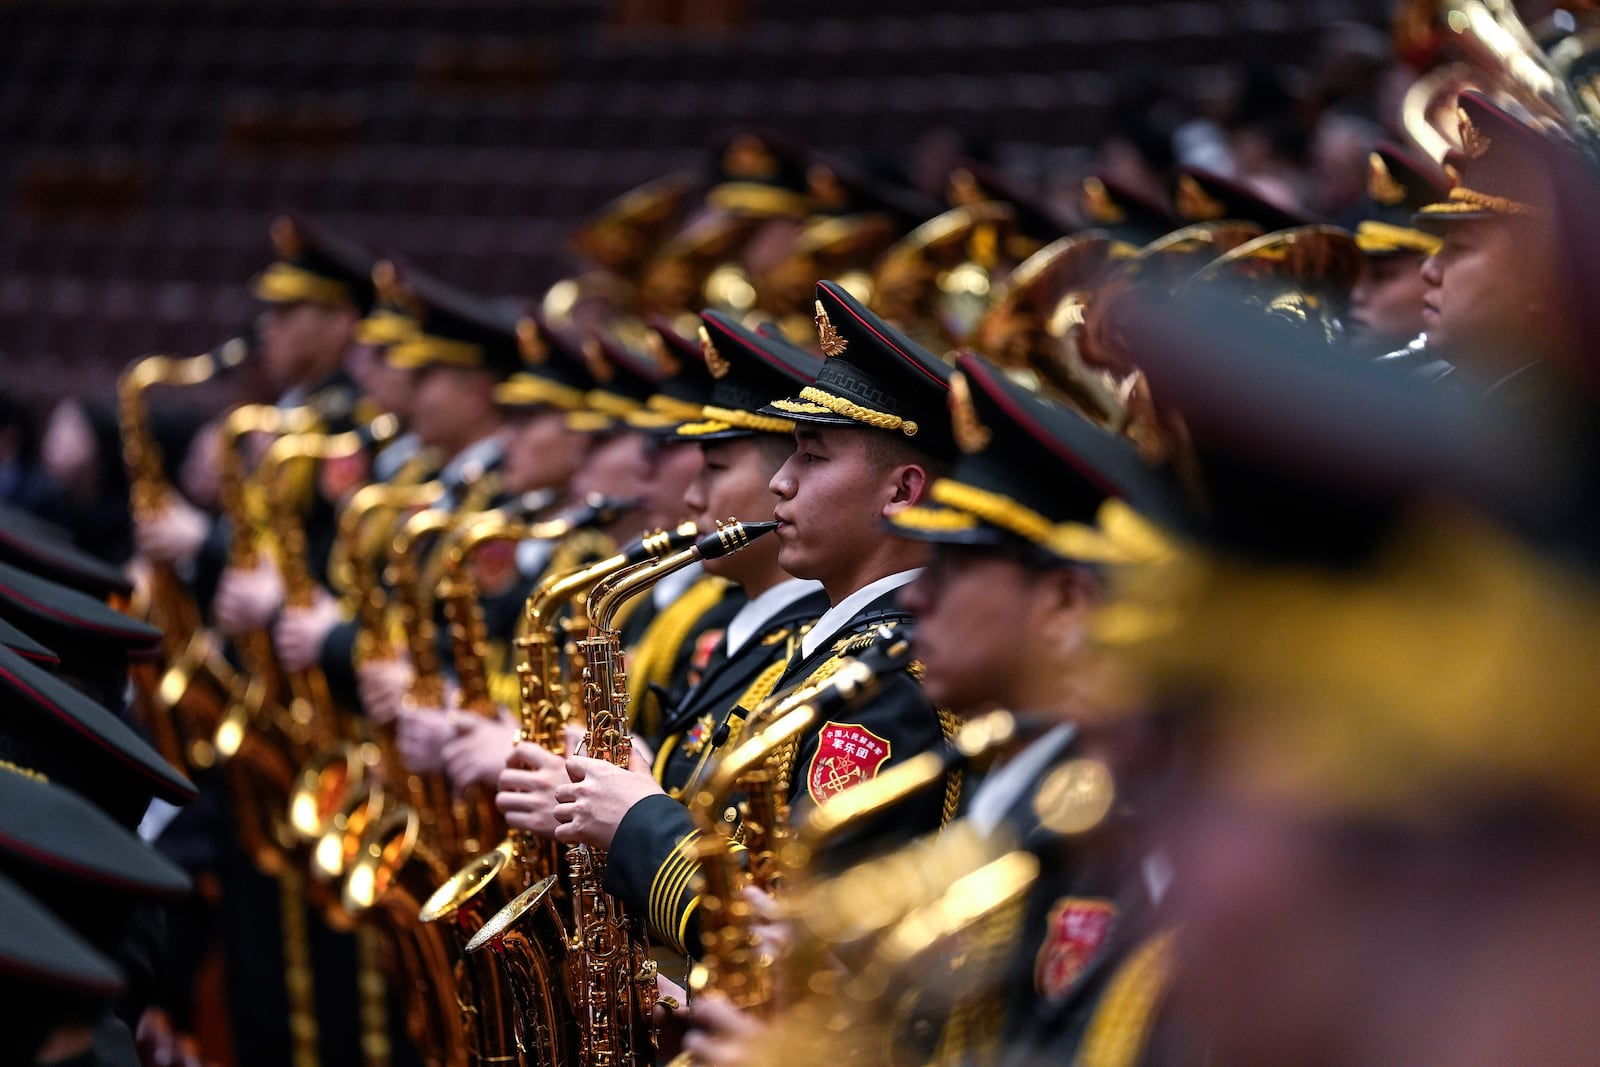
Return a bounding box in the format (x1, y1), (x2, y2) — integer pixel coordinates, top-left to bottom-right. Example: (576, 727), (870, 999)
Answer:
(650, 830), (702, 947)
(658, 852), (705, 952)
(676, 894), (703, 955)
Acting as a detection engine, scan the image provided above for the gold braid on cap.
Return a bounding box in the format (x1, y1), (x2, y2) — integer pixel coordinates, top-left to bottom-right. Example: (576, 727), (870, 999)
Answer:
(929, 482), (1172, 565)
(814, 300), (848, 357)
(771, 387), (919, 436)
(698, 326), (731, 378)
(949, 371), (992, 454)
(1457, 106), (1491, 159)
(1366, 154), (1407, 206)
(1424, 186), (1537, 217)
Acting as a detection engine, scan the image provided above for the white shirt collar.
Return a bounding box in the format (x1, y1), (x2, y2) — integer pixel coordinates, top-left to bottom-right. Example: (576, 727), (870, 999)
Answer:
(967, 723), (1077, 836)
(438, 433), (503, 490)
(652, 559), (704, 609)
(799, 568), (922, 660)
(724, 577), (824, 656)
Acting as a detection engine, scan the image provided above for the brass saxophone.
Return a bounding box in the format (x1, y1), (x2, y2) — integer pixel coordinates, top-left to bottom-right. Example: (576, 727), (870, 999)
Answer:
(258, 430), (385, 871)
(118, 337), (250, 771)
(569, 519), (777, 1067)
(421, 522), (697, 1067)
(466, 520), (776, 1067)
(210, 403), (323, 876)
(663, 626), (919, 1048)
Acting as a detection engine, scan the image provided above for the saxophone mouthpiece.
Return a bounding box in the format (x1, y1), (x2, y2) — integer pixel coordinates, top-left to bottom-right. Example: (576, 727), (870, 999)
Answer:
(696, 519), (779, 560)
(622, 521), (700, 565)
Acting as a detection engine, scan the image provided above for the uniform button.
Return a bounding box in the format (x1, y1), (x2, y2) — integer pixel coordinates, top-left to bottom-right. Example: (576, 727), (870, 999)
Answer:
(723, 806), (738, 823)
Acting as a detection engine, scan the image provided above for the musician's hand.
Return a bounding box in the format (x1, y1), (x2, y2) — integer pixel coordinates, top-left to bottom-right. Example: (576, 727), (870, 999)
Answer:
(682, 993), (765, 1067)
(274, 592), (342, 672)
(213, 555), (284, 636)
(551, 756), (667, 849)
(395, 704), (454, 773)
(744, 885), (791, 958)
(134, 491), (209, 565)
(356, 657), (414, 724)
(497, 742), (568, 838)
(442, 710), (518, 790)
(629, 734), (656, 773)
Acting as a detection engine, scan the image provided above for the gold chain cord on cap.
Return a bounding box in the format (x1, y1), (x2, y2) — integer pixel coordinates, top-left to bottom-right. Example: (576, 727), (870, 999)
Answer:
(677, 405), (797, 436)
(1354, 221), (1443, 256)
(771, 386), (919, 435)
(252, 263), (354, 308)
(387, 335), (485, 368)
(1422, 186), (1537, 216)
(493, 374), (588, 412)
(929, 482), (1172, 565)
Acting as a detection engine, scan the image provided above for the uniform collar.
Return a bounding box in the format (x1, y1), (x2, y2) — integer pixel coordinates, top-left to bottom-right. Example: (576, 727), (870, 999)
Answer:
(725, 577), (825, 656)
(966, 722), (1077, 836)
(800, 568), (922, 660)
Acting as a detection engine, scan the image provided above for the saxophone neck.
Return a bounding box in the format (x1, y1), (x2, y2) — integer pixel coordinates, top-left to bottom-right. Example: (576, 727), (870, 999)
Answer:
(587, 518), (779, 632)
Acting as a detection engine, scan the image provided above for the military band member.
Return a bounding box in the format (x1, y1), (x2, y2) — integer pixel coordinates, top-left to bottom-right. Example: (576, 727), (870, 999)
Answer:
(1347, 143), (1450, 357)
(496, 309), (830, 939)
(541, 280), (961, 956)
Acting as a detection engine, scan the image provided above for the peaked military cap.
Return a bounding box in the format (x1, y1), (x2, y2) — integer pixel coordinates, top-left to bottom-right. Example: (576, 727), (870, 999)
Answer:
(0, 868), (122, 997)
(1416, 91), (1567, 225)
(0, 561), (160, 710)
(890, 352), (1161, 565)
(762, 280), (958, 460)
(385, 271), (523, 379)
(571, 172), (700, 275)
(946, 159), (1072, 248)
(676, 310), (824, 441)
(567, 331), (662, 433)
(494, 311), (596, 414)
(0, 643), (196, 827)
(637, 319), (720, 427)
(251, 213), (377, 313)
(1078, 173), (1176, 246)
(0, 616), (55, 667)
(1175, 167), (1319, 233)
(1187, 225), (1365, 345)
(0, 505), (133, 601)
(1356, 143), (1451, 256)
(355, 256), (424, 349)
(707, 130), (812, 219)
(0, 765), (190, 901)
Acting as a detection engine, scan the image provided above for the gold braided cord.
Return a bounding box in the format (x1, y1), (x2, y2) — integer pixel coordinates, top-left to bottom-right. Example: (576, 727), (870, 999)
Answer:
(357, 309), (419, 347)
(929, 482), (1177, 565)
(566, 410), (619, 433)
(701, 405), (797, 435)
(776, 386), (919, 436)
(1418, 186), (1537, 217)
(494, 374), (588, 412)
(891, 503), (983, 533)
(625, 575), (731, 741)
(252, 262), (354, 308)
(934, 701), (964, 830)
(585, 388), (644, 417)
(387, 335), (485, 369)
(766, 397), (834, 416)
(1354, 220), (1442, 256)
(649, 394), (708, 421)
(1072, 931), (1176, 1067)
(674, 417), (737, 437)
(771, 653), (850, 802)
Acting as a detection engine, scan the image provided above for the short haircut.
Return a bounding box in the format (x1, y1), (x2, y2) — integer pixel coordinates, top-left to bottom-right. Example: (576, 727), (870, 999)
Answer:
(751, 431), (798, 470)
(860, 427), (951, 485)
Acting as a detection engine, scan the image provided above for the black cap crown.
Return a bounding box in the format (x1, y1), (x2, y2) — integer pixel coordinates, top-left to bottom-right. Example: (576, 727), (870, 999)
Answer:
(677, 311), (824, 441)
(0, 643), (196, 827)
(251, 213), (377, 314)
(1078, 173), (1175, 246)
(1416, 91), (1568, 226)
(0, 561), (161, 710)
(0, 506), (133, 600)
(762, 281), (957, 460)
(890, 352), (1160, 564)
(1356, 143), (1451, 256)
(385, 271), (523, 379)
(1175, 167), (1318, 233)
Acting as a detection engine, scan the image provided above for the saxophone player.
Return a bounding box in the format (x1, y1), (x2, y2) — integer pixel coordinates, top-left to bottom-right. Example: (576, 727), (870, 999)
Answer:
(541, 280), (962, 962)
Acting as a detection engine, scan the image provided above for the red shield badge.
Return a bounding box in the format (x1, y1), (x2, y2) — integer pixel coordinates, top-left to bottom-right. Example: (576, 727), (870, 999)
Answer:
(1035, 897), (1116, 1002)
(806, 722), (892, 804)
(471, 539), (519, 598)
(318, 450), (370, 504)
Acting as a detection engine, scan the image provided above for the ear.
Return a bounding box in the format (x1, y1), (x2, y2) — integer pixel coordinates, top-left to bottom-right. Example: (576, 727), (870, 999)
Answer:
(880, 461), (930, 516)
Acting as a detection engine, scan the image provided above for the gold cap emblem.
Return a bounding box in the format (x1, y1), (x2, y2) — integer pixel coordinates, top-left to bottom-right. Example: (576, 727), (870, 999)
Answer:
(1367, 153), (1407, 206)
(581, 337), (613, 383)
(723, 134), (779, 181)
(814, 300), (848, 358)
(270, 215), (301, 258)
(1457, 106), (1491, 159)
(948, 372), (992, 454)
(647, 331), (681, 376)
(515, 318), (548, 365)
(1081, 176), (1127, 224)
(1176, 175), (1226, 221)
(697, 326), (730, 378)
